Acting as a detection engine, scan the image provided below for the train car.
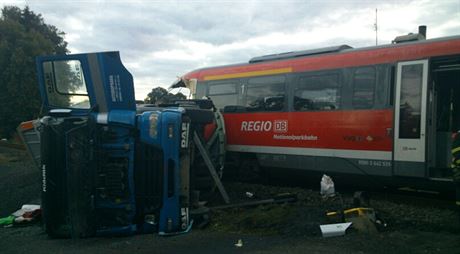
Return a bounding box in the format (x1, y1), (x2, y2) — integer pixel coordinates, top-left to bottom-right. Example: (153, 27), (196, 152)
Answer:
(181, 27), (460, 190)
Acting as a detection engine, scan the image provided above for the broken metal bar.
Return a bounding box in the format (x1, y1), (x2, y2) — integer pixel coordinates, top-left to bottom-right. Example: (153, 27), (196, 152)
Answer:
(193, 132), (230, 204)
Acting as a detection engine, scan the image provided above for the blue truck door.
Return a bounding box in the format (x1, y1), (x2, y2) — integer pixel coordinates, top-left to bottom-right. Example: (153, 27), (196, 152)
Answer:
(37, 52), (139, 237)
(36, 51), (136, 115)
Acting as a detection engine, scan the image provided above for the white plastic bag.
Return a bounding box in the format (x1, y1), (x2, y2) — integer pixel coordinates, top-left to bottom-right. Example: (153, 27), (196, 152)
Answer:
(320, 174), (335, 197)
(12, 204), (41, 217)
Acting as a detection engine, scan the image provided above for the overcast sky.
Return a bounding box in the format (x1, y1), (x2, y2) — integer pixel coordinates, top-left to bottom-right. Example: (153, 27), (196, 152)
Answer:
(1, 0), (460, 100)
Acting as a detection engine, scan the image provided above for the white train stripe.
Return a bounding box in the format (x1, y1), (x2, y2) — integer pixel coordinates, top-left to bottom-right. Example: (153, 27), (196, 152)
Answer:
(226, 145), (392, 160)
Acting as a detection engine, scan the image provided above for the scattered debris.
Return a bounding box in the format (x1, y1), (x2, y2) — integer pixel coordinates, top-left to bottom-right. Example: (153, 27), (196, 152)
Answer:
(319, 222), (352, 237)
(327, 207), (375, 222)
(349, 216), (377, 234)
(374, 215), (388, 229)
(320, 174), (335, 198)
(11, 204), (41, 225)
(234, 239), (243, 247)
(245, 192), (254, 198)
(12, 204), (40, 217)
(326, 206), (387, 233)
(0, 205), (41, 227)
(14, 209), (41, 224)
(0, 215), (14, 226)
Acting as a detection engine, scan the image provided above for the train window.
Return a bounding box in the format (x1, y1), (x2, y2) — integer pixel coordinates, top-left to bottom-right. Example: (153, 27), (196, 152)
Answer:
(245, 76), (285, 111)
(207, 82), (238, 110)
(399, 64), (423, 139)
(208, 83), (237, 95)
(294, 74), (340, 111)
(352, 67), (376, 109)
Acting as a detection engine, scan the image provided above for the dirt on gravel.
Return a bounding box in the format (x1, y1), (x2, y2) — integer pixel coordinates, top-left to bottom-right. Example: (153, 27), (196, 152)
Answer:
(0, 146), (459, 254)
(209, 181), (460, 236)
(0, 147), (40, 218)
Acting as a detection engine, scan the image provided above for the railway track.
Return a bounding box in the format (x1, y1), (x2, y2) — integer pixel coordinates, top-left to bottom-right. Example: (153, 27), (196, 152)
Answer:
(370, 188), (456, 210)
(223, 170), (458, 211)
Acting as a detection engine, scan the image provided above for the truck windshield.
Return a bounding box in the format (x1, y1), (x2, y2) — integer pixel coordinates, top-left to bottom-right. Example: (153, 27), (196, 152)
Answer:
(43, 60), (90, 109)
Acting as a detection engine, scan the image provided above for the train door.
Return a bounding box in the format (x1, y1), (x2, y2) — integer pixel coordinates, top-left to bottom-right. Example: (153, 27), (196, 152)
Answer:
(428, 56), (460, 179)
(393, 60), (428, 177)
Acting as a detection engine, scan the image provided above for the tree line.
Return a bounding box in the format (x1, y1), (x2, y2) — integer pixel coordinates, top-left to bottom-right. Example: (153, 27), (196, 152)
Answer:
(0, 6), (184, 138)
(0, 6), (67, 138)
(143, 87), (186, 105)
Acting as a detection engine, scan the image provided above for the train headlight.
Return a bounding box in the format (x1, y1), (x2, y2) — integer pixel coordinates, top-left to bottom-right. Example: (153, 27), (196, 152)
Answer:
(149, 113), (159, 138)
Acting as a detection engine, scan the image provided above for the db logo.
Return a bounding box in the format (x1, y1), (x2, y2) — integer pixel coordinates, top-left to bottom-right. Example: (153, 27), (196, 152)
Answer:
(274, 120), (288, 133)
(240, 119), (288, 132)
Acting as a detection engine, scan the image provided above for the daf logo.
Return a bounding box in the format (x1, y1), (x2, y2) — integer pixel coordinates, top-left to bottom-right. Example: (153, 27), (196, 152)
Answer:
(181, 122), (190, 148)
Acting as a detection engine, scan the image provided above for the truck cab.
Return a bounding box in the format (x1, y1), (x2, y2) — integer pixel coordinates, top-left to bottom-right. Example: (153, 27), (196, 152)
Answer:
(35, 52), (211, 237)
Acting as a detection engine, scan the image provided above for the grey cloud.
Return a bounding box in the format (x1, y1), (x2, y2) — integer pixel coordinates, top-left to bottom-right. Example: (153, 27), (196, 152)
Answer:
(4, 0), (459, 99)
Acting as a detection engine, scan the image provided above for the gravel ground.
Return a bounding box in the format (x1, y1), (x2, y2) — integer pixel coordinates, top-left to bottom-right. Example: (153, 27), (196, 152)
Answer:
(0, 147), (40, 217)
(0, 146), (459, 253)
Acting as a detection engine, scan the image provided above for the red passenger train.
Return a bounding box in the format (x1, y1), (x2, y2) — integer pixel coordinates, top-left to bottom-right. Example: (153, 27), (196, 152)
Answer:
(181, 27), (460, 189)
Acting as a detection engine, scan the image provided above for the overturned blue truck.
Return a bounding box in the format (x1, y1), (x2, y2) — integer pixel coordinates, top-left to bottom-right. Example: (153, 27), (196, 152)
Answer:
(30, 52), (226, 238)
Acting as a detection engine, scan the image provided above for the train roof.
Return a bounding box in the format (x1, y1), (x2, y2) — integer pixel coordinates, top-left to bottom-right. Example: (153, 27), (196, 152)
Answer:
(183, 35), (460, 81)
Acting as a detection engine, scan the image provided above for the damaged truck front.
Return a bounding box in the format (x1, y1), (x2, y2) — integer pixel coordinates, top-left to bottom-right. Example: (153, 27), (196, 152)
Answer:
(31, 52), (218, 238)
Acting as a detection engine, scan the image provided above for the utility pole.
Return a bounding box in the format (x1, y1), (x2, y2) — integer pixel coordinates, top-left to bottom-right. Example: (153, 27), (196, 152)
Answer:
(374, 8), (378, 46)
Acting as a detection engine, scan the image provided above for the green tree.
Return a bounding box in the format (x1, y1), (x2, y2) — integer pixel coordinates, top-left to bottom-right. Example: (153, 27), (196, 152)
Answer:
(144, 87), (186, 105)
(0, 6), (68, 138)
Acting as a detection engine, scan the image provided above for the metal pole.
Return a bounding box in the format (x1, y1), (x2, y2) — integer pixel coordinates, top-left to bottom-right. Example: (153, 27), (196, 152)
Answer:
(375, 8), (378, 46)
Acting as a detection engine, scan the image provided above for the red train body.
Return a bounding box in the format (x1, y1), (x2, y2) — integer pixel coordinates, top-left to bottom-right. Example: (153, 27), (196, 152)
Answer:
(182, 32), (460, 189)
